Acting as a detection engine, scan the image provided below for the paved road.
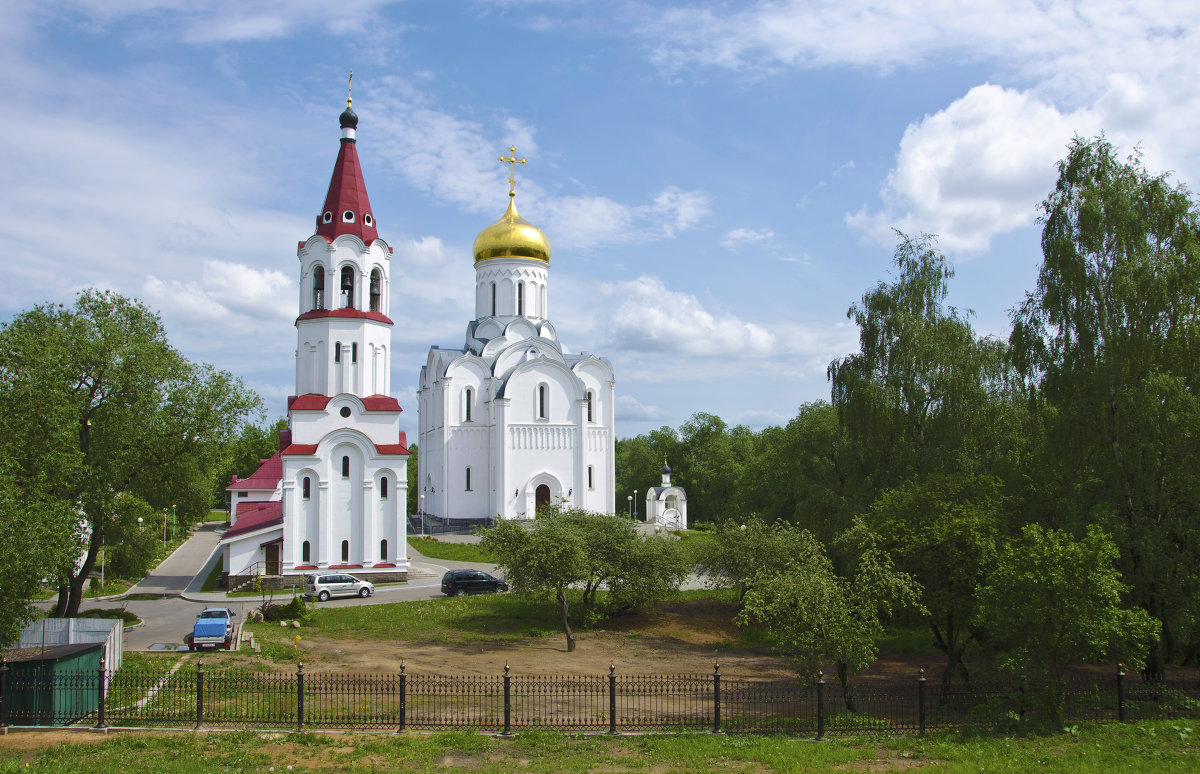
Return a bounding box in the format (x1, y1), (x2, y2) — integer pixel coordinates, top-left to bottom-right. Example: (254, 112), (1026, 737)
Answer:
(73, 527), (489, 650)
(71, 523), (702, 651)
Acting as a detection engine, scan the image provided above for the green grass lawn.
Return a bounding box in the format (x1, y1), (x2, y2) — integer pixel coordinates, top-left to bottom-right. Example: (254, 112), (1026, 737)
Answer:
(2, 720), (1197, 772)
(407, 535), (496, 562)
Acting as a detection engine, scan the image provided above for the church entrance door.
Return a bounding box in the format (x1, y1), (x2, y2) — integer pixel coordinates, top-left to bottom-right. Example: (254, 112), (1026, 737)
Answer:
(265, 544), (280, 576)
(535, 484), (551, 513)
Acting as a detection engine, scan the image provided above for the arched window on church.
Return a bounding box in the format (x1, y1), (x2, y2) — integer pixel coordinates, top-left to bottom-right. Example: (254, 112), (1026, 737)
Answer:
(351, 343), (358, 363)
(341, 540), (349, 563)
(380, 539), (388, 562)
(586, 391), (594, 422)
(490, 282), (496, 315)
(380, 476), (388, 499)
(312, 266), (325, 310)
(342, 456), (350, 478)
(340, 266), (355, 308)
(369, 269), (382, 312)
(517, 282), (524, 316)
(465, 466), (472, 491)
(464, 387), (473, 422)
(302, 541), (311, 563)
(334, 341), (341, 364)
(302, 477), (311, 500)
(537, 383), (548, 419)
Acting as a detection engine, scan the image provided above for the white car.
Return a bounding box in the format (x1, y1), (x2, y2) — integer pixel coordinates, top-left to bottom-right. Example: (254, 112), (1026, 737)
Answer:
(303, 572), (374, 601)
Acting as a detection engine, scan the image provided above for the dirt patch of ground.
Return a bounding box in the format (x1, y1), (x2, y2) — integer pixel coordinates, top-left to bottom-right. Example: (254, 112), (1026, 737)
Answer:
(298, 629), (794, 679)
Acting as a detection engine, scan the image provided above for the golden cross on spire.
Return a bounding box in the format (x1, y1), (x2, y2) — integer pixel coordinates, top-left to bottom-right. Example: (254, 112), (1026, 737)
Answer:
(498, 145), (526, 198)
(347, 70), (353, 108)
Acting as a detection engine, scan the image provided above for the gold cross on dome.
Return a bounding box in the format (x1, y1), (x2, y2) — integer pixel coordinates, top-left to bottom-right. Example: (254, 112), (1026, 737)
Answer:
(347, 70), (353, 108)
(499, 146), (526, 197)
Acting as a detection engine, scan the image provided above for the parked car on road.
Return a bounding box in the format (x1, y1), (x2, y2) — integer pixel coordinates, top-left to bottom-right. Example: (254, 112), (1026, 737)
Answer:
(303, 573), (374, 601)
(441, 569), (508, 596)
(187, 607), (236, 651)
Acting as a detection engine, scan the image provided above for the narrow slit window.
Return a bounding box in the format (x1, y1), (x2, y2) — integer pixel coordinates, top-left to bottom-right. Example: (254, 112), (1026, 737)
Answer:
(380, 476), (388, 499)
(464, 387), (473, 422)
(342, 456), (350, 478)
(341, 540), (349, 563)
(491, 282), (496, 315)
(302, 541), (311, 563)
(586, 391), (594, 422)
(380, 539), (388, 561)
(352, 342), (358, 363)
(537, 384), (547, 419)
(465, 467), (472, 491)
(517, 282), (524, 315)
(302, 477), (311, 500)
(334, 342), (341, 364)
(588, 466), (594, 489)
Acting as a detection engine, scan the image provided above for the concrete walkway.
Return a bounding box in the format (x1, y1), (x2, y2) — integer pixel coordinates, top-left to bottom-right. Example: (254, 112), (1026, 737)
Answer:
(127, 522), (226, 596)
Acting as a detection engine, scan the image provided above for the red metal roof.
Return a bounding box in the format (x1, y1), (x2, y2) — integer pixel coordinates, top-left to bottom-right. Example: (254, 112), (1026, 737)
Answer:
(287, 393), (403, 412)
(288, 394), (331, 411)
(226, 452), (283, 491)
(295, 309), (393, 325)
(222, 501), (283, 540)
(315, 134), (379, 243)
(360, 395), (402, 412)
(281, 444), (319, 456)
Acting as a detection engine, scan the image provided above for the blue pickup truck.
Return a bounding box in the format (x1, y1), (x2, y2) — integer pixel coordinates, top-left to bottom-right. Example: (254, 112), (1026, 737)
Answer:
(186, 607), (237, 651)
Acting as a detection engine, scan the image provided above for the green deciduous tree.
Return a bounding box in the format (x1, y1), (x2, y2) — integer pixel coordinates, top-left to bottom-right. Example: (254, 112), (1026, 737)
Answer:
(867, 473), (1003, 693)
(0, 290), (262, 617)
(697, 516), (811, 602)
(975, 523), (1159, 726)
(738, 520), (922, 711)
(0, 465), (80, 646)
(480, 516), (588, 651)
(1011, 136), (1200, 674)
(829, 233), (1009, 500)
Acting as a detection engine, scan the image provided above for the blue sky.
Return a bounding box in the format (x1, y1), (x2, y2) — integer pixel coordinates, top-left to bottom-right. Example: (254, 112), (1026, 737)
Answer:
(3, 1), (1198, 439)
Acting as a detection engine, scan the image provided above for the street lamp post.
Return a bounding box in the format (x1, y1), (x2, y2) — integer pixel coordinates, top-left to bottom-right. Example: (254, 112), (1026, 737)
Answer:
(419, 494), (425, 537)
(172, 504), (177, 542)
(626, 494), (632, 518)
(633, 490), (638, 521)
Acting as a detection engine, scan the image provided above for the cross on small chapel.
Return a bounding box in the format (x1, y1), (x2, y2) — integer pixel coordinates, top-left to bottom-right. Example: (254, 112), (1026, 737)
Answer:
(347, 70), (353, 108)
(499, 145), (526, 197)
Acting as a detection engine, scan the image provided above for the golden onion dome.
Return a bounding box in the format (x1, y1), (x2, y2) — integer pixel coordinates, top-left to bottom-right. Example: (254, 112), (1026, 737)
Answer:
(472, 194), (551, 264)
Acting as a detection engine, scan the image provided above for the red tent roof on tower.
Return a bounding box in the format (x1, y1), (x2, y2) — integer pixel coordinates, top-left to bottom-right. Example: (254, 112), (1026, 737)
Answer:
(314, 100), (379, 244)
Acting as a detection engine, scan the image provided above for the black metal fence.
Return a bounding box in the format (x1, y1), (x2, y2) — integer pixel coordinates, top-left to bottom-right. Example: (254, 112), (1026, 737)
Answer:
(2, 657), (1198, 735)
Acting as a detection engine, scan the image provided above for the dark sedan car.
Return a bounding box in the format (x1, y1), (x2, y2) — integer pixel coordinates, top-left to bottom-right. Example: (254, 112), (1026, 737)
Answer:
(441, 569), (508, 596)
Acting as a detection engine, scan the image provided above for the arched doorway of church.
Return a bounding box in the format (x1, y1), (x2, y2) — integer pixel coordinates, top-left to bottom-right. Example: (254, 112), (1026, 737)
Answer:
(535, 484), (551, 513)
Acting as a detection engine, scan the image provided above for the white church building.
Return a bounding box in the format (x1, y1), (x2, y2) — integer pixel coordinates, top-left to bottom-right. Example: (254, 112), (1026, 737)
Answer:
(220, 95), (410, 584)
(417, 149), (616, 523)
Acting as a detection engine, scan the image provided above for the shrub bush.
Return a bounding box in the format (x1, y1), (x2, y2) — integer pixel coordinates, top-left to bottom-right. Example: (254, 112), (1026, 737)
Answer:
(262, 595), (313, 624)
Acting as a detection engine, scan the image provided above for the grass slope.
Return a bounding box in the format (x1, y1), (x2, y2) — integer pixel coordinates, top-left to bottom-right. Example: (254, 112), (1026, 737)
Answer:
(2, 721), (1197, 772)
(407, 536), (496, 563)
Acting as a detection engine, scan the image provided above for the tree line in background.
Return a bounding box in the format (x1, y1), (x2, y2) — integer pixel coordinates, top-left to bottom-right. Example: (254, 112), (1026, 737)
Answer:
(617, 137), (1192, 721)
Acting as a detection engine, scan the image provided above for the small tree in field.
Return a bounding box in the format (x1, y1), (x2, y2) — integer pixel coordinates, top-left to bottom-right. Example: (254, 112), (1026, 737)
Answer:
(481, 517), (586, 651)
(697, 516), (811, 602)
(738, 521), (921, 711)
(975, 524), (1160, 727)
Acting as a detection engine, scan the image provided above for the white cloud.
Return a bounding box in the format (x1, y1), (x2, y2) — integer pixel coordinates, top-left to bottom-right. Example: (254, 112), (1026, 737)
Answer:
(722, 227), (774, 248)
(651, 187), (712, 236)
(645, 1), (1200, 250)
(40, 0), (407, 43)
(600, 275), (776, 357)
(616, 394), (665, 422)
(847, 84), (1099, 252)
